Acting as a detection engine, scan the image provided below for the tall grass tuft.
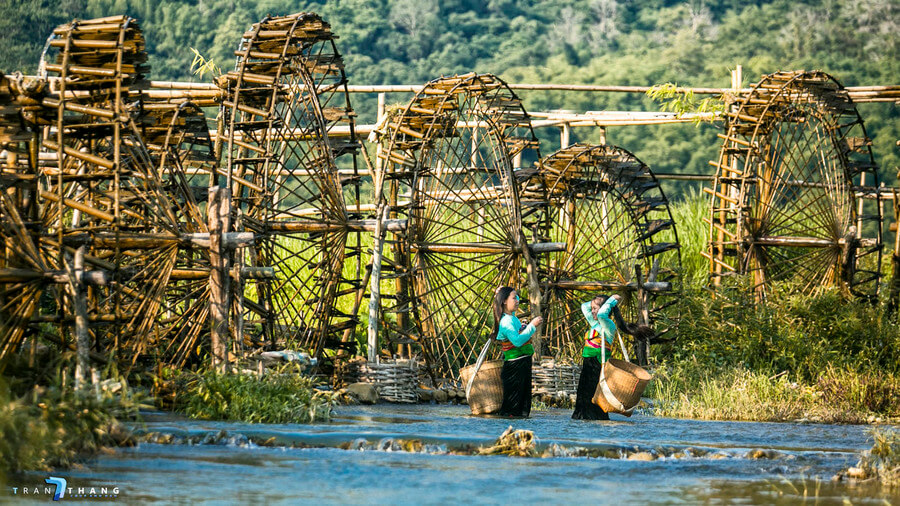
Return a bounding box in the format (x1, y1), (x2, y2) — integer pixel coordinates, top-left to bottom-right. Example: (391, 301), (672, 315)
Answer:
(0, 378), (144, 477)
(666, 190), (710, 287)
(646, 360), (899, 423)
(841, 428), (900, 486)
(173, 363), (336, 424)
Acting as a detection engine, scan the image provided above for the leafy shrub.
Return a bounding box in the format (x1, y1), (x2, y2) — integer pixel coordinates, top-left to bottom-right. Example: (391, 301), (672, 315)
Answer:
(0, 379), (144, 477)
(173, 364), (335, 424)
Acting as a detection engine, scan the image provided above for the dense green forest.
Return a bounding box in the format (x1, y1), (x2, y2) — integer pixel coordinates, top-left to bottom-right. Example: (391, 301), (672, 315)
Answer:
(1, 0), (897, 193)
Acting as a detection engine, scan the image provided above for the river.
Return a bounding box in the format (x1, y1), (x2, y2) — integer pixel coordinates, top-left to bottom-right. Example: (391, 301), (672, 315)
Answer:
(9, 404), (899, 504)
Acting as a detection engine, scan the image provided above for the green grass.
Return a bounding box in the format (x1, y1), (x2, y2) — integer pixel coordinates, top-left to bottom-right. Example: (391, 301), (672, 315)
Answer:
(172, 363), (336, 424)
(666, 190), (710, 288)
(646, 360), (899, 423)
(0, 377), (145, 478)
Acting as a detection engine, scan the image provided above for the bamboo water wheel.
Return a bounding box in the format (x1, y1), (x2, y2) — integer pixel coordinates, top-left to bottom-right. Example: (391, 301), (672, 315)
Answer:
(377, 72), (546, 377)
(218, 13), (363, 362)
(524, 144), (681, 365)
(706, 71), (882, 299)
(33, 15), (192, 365)
(0, 73), (47, 365)
(139, 101), (215, 366)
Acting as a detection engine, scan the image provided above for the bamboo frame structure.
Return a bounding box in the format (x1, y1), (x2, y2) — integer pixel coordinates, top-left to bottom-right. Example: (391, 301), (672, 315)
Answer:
(1, 10), (898, 381)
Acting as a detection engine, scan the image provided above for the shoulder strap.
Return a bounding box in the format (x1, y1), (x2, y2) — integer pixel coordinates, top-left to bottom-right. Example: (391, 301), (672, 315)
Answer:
(616, 330), (630, 363)
(465, 339), (493, 399)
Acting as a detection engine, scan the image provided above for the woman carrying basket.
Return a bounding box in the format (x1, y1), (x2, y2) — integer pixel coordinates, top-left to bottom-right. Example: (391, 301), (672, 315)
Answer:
(572, 294), (649, 420)
(492, 286), (543, 417)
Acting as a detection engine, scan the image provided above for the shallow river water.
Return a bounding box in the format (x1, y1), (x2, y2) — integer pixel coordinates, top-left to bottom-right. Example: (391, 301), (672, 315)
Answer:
(9, 404), (900, 504)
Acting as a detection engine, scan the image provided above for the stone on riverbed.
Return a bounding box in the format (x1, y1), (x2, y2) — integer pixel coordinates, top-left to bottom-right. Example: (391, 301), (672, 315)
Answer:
(346, 383), (379, 404)
(627, 451), (656, 461)
(747, 449), (779, 459)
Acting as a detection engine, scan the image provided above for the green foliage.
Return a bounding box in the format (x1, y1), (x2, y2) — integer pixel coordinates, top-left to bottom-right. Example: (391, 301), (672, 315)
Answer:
(173, 364), (336, 424)
(189, 48), (220, 79)
(0, 0), (894, 191)
(646, 83), (727, 124)
(0, 377), (145, 477)
(659, 287), (900, 381)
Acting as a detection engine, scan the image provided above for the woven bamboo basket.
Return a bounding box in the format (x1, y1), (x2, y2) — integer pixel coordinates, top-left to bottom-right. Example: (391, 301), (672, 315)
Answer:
(532, 359), (580, 396)
(459, 359), (504, 415)
(591, 358), (652, 417)
(359, 359), (418, 403)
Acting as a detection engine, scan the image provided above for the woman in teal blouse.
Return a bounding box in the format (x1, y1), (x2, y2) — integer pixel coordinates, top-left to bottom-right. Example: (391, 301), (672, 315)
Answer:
(491, 286), (543, 417)
(572, 294), (632, 420)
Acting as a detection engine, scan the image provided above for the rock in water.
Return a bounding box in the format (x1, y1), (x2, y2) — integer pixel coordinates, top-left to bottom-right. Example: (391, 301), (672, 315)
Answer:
(417, 387), (433, 402)
(346, 382), (379, 404)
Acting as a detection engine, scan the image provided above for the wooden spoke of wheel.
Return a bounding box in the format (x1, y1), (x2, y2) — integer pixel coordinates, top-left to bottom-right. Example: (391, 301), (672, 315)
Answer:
(0, 191), (48, 367)
(707, 71), (882, 300)
(378, 73), (543, 376)
(527, 144), (681, 363)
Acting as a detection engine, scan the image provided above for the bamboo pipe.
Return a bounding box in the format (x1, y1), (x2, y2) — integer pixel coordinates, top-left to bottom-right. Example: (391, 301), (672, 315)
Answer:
(266, 219), (407, 233)
(409, 242), (566, 254)
(551, 280), (673, 292)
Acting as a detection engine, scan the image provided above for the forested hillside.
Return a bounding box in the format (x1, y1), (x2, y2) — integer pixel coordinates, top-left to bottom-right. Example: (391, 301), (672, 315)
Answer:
(1, 0), (897, 191)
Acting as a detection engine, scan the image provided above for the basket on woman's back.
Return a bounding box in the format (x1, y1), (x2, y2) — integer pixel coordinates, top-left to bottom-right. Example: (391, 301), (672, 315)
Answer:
(459, 359), (504, 415)
(592, 358), (652, 416)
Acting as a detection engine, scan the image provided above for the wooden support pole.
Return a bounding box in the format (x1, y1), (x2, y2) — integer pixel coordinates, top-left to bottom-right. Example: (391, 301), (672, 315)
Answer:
(231, 243), (245, 362)
(72, 245), (90, 389)
(367, 206), (388, 363)
(208, 186), (231, 373)
(375, 92), (385, 175)
(889, 189), (900, 313)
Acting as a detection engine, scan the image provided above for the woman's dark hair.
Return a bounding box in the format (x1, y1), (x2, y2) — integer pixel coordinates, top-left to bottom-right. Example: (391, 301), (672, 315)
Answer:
(490, 286), (516, 339)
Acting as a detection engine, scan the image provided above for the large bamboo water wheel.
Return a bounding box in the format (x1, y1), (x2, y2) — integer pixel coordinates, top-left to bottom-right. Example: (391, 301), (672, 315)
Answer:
(35, 15), (187, 365)
(0, 74), (47, 366)
(706, 71), (882, 299)
(377, 72), (546, 377)
(139, 101), (215, 366)
(218, 13), (363, 361)
(524, 144), (681, 365)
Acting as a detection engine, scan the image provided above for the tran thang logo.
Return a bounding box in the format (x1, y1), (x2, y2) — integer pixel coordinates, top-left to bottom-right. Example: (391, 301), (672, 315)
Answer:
(46, 477), (67, 501)
(9, 476), (119, 500)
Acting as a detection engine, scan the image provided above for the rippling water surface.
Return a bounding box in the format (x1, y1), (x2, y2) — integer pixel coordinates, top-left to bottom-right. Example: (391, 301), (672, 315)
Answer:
(12, 404), (900, 504)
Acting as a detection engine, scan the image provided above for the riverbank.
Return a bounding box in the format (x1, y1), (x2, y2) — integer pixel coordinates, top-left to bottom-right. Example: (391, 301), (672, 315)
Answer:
(646, 361), (900, 424)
